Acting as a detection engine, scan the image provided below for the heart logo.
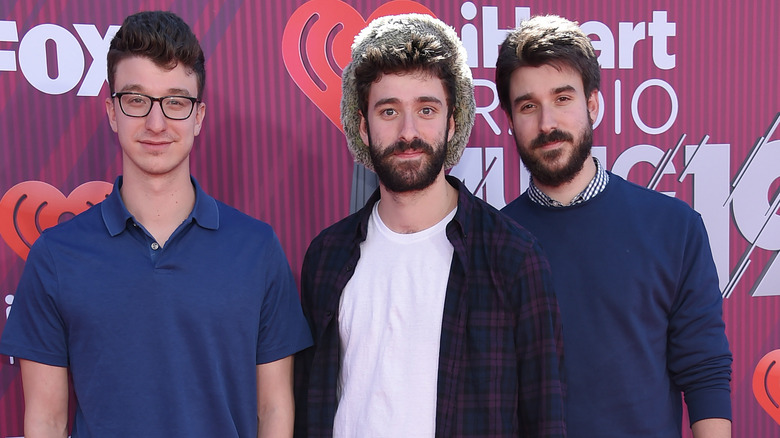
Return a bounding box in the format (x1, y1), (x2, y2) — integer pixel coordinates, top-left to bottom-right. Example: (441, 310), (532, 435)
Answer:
(754, 349), (780, 425)
(0, 180), (113, 260)
(282, 0), (436, 130)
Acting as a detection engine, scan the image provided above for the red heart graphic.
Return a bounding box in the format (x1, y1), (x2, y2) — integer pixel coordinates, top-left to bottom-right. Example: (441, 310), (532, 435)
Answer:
(282, 0), (436, 130)
(754, 349), (780, 425)
(0, 180), (113, 260)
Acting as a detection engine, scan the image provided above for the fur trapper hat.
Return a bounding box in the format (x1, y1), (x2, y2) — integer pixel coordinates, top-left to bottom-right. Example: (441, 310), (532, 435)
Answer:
(340, 13), (476, 171)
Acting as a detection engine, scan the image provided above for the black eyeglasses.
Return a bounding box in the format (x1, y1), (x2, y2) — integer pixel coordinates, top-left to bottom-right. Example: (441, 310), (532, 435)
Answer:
(112, 92), (200, 120)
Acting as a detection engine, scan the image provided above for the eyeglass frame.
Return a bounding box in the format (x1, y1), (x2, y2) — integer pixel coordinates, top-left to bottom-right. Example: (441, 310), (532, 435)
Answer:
(111, 92), (201, 120)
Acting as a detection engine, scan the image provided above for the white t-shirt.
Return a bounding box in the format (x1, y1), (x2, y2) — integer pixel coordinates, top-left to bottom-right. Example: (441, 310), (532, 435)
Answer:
(333, 202), (456, 438)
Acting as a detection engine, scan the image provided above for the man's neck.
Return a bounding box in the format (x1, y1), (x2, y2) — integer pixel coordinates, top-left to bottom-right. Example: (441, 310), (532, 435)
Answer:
(533, 154), (597, 205)
(119, 169), (196, 246)
(376, 173), (458, 234)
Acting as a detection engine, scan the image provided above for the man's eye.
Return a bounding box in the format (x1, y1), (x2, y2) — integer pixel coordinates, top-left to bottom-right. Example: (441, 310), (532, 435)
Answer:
(519, 103), (535, 112)
(126, 96), (148, 105)
(381, 108), (396, 116)
(165, 99), (187, 107)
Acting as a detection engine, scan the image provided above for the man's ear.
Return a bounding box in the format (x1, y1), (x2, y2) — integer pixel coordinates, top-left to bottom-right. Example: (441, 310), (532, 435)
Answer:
(359, 111), (369, 146)
(193, 102), (206, 136)
(447, 112), (455, 141)
(587, 89), (599, 125)
(105, 97), (118, 133)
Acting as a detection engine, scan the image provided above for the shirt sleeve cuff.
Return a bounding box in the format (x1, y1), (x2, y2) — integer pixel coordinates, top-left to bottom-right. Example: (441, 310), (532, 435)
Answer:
(685, 388), (732, 425)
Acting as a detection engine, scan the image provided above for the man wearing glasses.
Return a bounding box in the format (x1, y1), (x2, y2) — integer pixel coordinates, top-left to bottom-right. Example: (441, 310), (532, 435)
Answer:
(0, 11), (311, 437)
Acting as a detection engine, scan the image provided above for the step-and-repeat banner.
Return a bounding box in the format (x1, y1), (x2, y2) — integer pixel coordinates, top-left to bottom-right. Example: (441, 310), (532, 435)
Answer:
(0, 0), (778, 436)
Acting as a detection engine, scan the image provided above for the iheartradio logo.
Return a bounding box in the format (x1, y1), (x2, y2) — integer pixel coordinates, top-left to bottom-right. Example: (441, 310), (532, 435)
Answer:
(754, 349), (780, 425)
(0, 181), (112, 260)
(282, 0), (435, 130)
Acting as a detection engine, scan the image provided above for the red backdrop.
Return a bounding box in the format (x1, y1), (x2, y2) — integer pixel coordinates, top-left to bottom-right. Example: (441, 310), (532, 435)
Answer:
(1, 1), (778, 436)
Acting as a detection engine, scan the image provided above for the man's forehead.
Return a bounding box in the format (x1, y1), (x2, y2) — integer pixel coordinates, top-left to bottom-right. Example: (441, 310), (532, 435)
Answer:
(113, 56), (198, 95)
(511, 64), (584, 96)
(369, 72), (447, 102)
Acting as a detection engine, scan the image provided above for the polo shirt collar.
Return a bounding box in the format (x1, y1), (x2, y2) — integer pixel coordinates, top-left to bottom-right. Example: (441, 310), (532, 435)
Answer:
(101, 175), (219, 236)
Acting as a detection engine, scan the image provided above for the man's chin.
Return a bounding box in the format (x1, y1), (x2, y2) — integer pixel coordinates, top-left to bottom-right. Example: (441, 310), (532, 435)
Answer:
(535, 173), (577, 188)
(378, 164), (442, 193)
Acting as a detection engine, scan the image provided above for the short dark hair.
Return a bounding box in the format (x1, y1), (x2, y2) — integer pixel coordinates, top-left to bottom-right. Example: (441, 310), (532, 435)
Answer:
(353, 33), (457, 120)
(107, 11), (205, 97)
(495, 15), (600, 114)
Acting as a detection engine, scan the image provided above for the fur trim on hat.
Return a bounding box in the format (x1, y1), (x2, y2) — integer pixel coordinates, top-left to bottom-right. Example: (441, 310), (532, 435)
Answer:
(340, 13), (475, 171)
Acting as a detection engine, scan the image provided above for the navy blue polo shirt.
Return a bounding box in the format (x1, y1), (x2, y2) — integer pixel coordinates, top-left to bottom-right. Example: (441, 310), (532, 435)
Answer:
(0, 176), (312, 437)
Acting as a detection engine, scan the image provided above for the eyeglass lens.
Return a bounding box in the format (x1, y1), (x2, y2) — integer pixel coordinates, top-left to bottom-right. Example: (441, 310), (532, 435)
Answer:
(119, 94), (194, 120)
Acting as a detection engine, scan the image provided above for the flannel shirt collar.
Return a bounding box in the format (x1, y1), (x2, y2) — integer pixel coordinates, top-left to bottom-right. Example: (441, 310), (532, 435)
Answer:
(352, 175), (470, 244)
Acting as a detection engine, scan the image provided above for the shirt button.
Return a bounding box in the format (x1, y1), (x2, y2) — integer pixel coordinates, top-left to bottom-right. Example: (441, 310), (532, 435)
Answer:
(151, 242), (160, 250)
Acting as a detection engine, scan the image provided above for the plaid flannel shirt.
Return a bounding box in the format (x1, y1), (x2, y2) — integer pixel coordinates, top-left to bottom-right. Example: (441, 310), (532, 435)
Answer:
(294, 175), (566, 438)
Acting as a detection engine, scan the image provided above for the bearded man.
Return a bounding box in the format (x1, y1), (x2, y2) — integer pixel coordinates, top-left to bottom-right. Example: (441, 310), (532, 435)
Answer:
(294, 13), (566, 438)
(496, 14), (732, 438)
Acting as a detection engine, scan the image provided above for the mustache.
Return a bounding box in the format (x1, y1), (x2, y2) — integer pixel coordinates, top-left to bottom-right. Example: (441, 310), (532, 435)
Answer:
(376, 138), (435, 159)
(531, 129), (574, 149)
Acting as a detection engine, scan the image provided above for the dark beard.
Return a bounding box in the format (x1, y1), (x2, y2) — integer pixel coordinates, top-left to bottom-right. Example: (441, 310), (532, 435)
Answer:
(369, 137), (447, 193)
(516, 125), (593, 187)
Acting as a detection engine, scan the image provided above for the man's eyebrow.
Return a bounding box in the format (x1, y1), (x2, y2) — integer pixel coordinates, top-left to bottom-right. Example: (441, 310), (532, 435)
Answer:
(118, 84), (144, 93)
(165, 88), (194, 97)
(513, 93), (533, 106)
(373, 96), (444, 108)
(374, 97), (400, 108)
(553, 85), (577, 94)
(512, 85), (578, 107)
(416, 96), (444, 105)
(117, 84), (194, 97)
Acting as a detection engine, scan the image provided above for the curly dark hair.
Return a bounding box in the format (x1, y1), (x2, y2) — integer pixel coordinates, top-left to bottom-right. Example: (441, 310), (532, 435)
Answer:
(106, 11), (205, 97)
(353, 26), (457, 120)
